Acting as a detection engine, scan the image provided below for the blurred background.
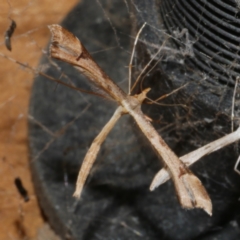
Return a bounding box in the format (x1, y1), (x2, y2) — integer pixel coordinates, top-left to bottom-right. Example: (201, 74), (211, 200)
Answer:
(2, 1), (240, 239)
(0, 1), (77, 239)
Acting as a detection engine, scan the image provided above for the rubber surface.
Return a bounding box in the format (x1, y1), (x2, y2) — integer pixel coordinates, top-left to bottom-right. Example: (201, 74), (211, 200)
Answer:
(29, 1), (240, 239)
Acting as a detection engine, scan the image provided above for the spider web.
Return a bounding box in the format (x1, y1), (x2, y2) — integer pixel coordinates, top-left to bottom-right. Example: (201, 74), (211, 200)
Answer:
(1, 0), (240, 240)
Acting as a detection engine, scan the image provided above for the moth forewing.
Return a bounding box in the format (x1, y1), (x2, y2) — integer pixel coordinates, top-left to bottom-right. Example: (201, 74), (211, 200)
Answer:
(49, 24), (212, 215)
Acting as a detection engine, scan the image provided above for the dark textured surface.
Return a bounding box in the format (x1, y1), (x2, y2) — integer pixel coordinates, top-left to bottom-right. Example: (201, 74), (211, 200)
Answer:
(132, 0), (235, 113)
(160, 0), (240, 85)
(29, 0), (240, 239)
